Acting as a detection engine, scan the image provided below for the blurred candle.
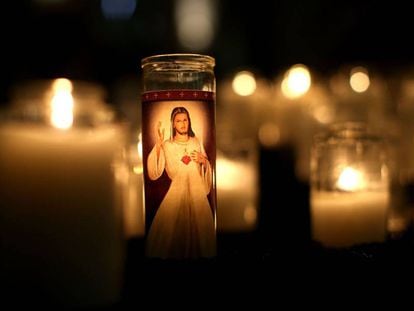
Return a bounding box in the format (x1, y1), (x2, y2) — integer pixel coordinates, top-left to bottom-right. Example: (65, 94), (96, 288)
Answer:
(311, 167), (389, 248)
(281, 64), (311, 99)
(216, 150), (258, 232)
(276, 63), (334, 182)
(121, 133), (145, 238)
(216, 73), (265, 233)
(310, 123), (390, 248)
(0, 79), (127, 307)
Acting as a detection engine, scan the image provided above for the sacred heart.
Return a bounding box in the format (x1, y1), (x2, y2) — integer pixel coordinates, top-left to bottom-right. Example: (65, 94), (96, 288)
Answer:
(181, 155), (191, 165)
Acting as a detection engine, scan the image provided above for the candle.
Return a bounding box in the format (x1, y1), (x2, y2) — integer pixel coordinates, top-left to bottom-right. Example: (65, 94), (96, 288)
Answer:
(311, 190), (389, 248)
(120, 135), (145, 238)
(141, 54), (217, 259)
(0, 79), (127, 307)
(271, 64), (333, 181)
(310, 123), (390, 248)
(216, 152), (258, 232)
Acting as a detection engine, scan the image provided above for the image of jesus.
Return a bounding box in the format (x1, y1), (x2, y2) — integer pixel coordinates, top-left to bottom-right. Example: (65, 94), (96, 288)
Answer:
(146, 106), (216, 259)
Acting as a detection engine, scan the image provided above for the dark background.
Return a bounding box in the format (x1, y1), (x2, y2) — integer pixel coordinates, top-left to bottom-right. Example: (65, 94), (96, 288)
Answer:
(2, 0), (414, 104)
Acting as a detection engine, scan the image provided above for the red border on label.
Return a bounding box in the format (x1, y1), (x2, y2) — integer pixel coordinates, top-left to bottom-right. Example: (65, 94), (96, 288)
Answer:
(142, 90), (215, 102)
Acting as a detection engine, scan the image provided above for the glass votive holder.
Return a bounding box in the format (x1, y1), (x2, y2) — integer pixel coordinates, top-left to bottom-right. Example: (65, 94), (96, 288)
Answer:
(140, 54), (217, 259)
(0, 79), (128, 307)
(310, 122), (391, 248)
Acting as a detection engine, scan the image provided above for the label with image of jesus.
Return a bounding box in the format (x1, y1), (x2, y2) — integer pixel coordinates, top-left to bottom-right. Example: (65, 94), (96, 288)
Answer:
(141, 90), (216, 259)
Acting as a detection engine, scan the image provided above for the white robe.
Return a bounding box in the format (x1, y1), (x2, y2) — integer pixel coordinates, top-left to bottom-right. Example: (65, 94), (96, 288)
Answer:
(146, 136), (216, 258)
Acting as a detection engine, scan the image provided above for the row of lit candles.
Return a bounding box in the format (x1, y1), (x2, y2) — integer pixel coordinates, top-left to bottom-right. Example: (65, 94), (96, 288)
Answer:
(0, 76), (406, 307)
(0, 78), (403, 240)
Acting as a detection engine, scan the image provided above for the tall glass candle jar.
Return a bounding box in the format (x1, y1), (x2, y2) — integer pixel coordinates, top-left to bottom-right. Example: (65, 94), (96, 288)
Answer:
(310, 122), (390, 248)
(141, 54), (216, 259)
(0, 79), (128, 308)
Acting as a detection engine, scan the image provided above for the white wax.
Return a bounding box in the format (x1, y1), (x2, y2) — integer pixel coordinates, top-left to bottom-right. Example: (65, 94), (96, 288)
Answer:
(0, 123), (126, 307)
(217, 156), (258, 232)
(122, 168), (145, 238)
(115, 143), (145, 238)
(311, 190), (389, 248)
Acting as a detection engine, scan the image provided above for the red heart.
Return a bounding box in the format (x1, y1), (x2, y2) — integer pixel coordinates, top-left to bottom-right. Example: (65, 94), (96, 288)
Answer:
(181, 155), (191, 165)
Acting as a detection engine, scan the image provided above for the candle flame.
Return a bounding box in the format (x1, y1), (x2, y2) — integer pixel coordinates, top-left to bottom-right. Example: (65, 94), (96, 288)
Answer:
(137, 132), (143, 159)
(133, 133), (144, 174)
(336, 166), (365, 191)
(52, 78), (73, 93)
(133, 165), (143, 175)
(349, 67), (370, 93)
(232, 71), (257, 96)
(281, 64), (311, 99)
(50, 78), (74, 130)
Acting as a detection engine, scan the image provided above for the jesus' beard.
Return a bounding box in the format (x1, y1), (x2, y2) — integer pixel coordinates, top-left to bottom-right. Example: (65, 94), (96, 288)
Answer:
(175, 128), (188, 136)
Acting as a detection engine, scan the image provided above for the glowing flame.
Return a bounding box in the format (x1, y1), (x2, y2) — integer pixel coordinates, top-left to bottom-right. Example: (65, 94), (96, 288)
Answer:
(336, 166), (366, 191)
(133, 164), (143, 175)
(232, 71), (257, 96)
(137, 132), (143, 159)
(349, 67), (370, 93)
(133, 133), (143, 174)
(50, 78), (74, 129)
(281, 64), (311, 99)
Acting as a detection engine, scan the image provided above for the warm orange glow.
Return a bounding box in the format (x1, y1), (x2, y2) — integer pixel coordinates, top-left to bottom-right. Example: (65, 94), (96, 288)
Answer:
(281, 64), (311, 99)
(133, 133), (143, 174)
(349, 67), (370, 93)
(258, 122), (280, 147)
(232, 71), (257, 96)
(216, 157), (239, 190)
(137, 132), (143, 159)
(336, 166), (365, 191)
(312, 106), (333, 124)
(50, 78), (74, 130)
(243, 204), (257, 225)
(52, 78), (73, 93)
